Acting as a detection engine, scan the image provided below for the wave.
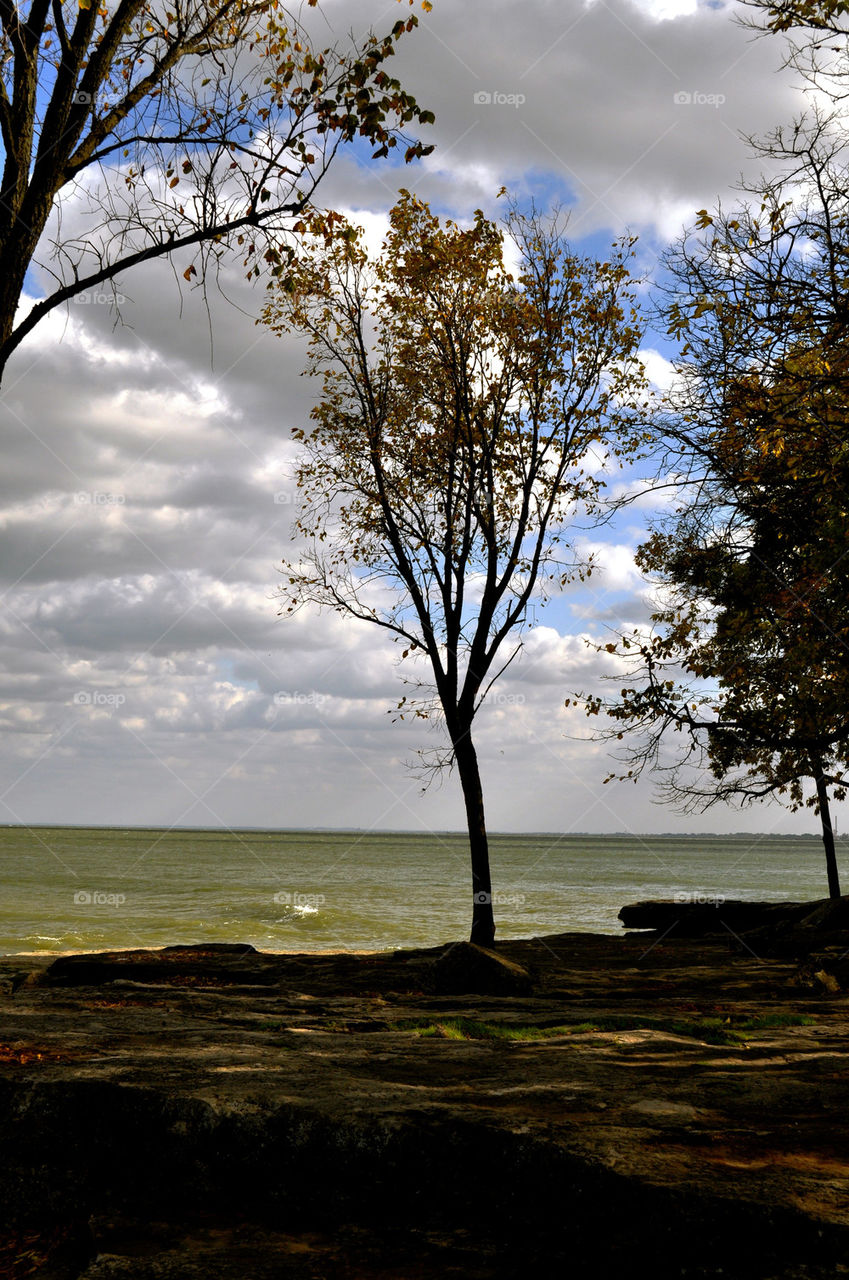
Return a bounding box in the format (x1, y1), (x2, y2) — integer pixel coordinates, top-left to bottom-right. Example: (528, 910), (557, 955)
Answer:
(274, 904), (320, 922)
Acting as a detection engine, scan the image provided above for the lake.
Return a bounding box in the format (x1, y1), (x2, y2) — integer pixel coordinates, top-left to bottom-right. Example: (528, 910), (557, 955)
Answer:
(0, 825), (838, 954)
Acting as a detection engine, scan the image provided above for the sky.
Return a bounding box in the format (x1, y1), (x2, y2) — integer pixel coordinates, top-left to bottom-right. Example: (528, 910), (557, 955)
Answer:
(0, 0), (828, 837)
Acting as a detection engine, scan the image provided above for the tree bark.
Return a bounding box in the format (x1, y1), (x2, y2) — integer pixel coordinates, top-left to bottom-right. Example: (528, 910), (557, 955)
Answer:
(812, 756), (841, 899)
(0, 195), (56, 380)
(453, 727), (496, 946)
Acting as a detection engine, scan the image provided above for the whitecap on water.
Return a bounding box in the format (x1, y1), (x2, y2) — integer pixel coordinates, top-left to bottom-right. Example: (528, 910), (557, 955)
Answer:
(275, 904), (320, 922)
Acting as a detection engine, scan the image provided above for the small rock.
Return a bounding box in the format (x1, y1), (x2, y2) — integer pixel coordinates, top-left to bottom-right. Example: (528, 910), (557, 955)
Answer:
(0, 970), (40, 995)
(629, 1099), (700, 1120)
(790, 950), (849, 993)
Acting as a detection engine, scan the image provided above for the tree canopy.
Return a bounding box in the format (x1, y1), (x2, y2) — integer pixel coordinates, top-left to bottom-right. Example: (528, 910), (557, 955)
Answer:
(0, 0), (433, 379)
(581, 122), (849, 894)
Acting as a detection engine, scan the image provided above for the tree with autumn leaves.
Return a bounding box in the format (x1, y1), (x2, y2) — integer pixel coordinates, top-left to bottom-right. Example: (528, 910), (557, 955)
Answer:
(741, 0), (849, 89)
(265, 191), (648, 945)
(583, 118), (849, 896)
(0, 0), (433, 381)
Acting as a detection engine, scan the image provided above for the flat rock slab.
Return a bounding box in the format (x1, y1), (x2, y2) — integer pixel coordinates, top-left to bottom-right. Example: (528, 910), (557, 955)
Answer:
(2, 933), (849, 1279)
(618, 898), (823, 936)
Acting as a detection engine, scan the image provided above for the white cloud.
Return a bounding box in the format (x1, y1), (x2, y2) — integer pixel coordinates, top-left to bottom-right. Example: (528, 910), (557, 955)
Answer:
(640, 347), (677, 391)
(625, 0), (700, 20)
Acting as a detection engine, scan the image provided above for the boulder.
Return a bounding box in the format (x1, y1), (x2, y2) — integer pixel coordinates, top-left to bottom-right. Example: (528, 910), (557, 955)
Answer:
(428, 942), (533, 996)
(618, 899), (819, 937)
(795, 898), (849, 932)
(45, 945), (274, 987)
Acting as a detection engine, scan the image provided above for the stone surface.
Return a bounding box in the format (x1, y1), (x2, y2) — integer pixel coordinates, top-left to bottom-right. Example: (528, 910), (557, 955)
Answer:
(1, 933), (849, 1278)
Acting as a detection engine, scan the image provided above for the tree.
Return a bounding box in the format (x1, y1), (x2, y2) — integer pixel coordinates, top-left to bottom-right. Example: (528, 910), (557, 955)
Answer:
(263, 191), (647, 945)
(741, 0), (849, 90)
(0, 0), (433, 381)
(746, 0), (849, 31)
(580, 125), (849, 897)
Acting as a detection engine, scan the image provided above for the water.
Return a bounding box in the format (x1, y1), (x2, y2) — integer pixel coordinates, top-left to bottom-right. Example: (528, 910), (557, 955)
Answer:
(0, 825), (839, 955)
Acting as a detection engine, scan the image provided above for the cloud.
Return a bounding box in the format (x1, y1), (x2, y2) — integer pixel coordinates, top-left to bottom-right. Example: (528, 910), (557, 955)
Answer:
(338, 0), (803, 240)
(0, 0), (824, 838)
(640, 347), (677, 390)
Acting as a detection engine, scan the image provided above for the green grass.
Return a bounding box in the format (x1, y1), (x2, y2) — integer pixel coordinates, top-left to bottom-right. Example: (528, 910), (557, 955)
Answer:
(734, 1012), (817, 1030)
(398, 1012), (817, 1046)
(256, 1011), (818, 1046)
(403, 1018), (546, 1041)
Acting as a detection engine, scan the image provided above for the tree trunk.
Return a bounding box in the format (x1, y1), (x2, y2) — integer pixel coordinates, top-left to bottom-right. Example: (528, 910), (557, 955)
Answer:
(0, 221), (46, 384)
(452, 727), (496, 946)
(0, 251), (28, 383)
(812, 757), (841, 899)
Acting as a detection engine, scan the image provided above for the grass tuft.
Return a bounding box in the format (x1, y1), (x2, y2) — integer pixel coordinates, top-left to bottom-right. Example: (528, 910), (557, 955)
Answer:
(399, 1012), (816, 1045)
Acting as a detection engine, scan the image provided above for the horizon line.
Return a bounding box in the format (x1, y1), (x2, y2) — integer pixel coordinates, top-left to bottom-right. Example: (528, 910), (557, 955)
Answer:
(0, 822), (829, 840)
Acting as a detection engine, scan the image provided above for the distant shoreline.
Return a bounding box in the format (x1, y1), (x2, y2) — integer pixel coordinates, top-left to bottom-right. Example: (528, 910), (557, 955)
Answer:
(0, 822), (834, 839)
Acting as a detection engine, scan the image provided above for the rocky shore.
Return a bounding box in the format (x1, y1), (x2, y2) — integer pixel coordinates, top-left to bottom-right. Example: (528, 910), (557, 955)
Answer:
(2, 906), (849, 1278)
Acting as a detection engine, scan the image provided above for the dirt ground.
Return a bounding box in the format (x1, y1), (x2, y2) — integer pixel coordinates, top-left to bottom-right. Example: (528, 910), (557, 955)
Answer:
(1, 931), (848, 1278)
